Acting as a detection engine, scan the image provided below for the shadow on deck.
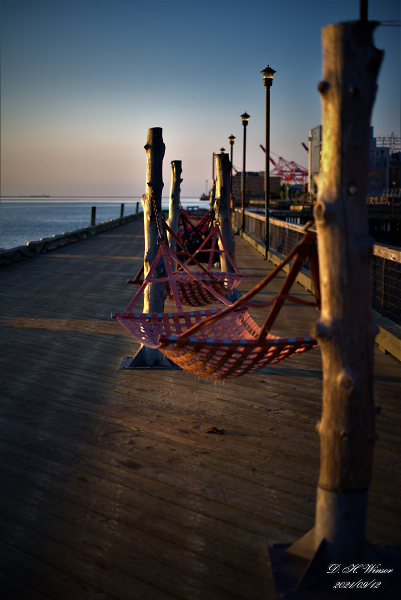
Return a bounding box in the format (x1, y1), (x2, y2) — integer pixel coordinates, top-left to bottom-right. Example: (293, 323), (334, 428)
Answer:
(0, 218), (399, 599)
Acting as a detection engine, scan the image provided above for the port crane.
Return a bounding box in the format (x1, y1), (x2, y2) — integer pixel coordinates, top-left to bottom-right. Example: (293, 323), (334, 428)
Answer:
(259, 145), (308, 184)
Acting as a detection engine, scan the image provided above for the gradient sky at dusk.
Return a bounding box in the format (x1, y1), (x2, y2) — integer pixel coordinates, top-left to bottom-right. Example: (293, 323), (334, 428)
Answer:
(1, 0), (400, 197)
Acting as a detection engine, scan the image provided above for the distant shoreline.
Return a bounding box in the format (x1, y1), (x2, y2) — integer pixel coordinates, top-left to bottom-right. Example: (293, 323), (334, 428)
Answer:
(1, 196), (198, 199)
(1, 196), (140, 199)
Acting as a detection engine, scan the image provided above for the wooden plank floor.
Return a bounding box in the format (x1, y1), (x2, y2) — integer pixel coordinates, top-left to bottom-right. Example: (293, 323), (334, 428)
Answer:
(0, 219), (400, 599)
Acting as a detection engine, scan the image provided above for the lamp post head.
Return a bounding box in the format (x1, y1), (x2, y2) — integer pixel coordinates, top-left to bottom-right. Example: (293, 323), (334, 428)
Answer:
(261, 65), (276, 87)
(241, 112), (250, 127)
(228, 134), (236, 146)
(220, 147), (226, 154)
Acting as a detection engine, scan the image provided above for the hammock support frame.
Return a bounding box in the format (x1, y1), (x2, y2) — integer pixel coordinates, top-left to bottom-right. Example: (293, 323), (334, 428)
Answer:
(128, 220), (246, 309)
(113, 227), (321, 379)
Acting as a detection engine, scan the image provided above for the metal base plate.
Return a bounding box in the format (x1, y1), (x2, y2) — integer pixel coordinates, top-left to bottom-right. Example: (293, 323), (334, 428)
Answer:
(119, 355), (182, 371)
(267, 538), (400, 599)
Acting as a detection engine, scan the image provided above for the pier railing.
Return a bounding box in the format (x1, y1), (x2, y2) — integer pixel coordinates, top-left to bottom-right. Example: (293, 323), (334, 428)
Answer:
(233, 208), (401, 328)
(0, 210), (143, 267)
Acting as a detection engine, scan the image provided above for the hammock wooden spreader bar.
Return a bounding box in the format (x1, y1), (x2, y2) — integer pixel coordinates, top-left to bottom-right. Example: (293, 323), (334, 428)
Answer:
(113, 228), (321, 379)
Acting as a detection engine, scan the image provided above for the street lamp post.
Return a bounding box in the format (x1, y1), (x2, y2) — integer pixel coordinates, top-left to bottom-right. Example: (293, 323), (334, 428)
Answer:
(240, 112), (250, 233)
(261, 65), (276, 259)
(392, 181), (396, 217)
(228, 135), (235, 209)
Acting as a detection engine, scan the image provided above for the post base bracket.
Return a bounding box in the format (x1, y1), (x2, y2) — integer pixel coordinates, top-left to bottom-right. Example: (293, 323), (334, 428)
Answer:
(119, 346), (182, 370)
(267, 529), (400, 599)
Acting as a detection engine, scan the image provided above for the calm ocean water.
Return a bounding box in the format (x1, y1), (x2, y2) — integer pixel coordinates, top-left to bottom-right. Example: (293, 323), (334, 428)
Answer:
(0, 197), (204, 251)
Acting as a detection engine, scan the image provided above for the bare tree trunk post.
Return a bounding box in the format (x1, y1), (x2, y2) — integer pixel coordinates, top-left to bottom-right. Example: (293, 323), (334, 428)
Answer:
(142, 127), (166, 314)
(267, 20), (398, 596)
(214, 153), (241, 302)
(167, 160), (182, 258)
(214, 152), (235, 273)
(209, 179), (216, 211)
(311, 19), (383, 565)
(124, 127), (180, 369)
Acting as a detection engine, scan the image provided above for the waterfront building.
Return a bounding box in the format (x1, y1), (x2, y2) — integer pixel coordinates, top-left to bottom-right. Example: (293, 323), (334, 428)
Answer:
(231, 172), (281, 199)
(389, 151), (400, 191)
(308, 125), (397, 198)
(368, 126), (390, 196)
(232, 172), (264, 197)
(308, 125), (322, 197)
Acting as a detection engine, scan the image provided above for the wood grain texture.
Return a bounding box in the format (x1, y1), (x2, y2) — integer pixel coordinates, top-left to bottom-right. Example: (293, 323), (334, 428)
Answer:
(142, 127), (166, 315)
(0, 215), (399, 599)
(214, 152), (235, 273)
(167, 160), (182, 255)
(313, 21), (384, 493)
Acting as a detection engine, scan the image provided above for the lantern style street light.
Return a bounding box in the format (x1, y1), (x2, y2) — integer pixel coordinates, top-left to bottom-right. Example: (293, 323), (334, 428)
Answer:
(241, 112), (250, 232)
(228, 135), (235, 208)
(261, 65), (276, 259)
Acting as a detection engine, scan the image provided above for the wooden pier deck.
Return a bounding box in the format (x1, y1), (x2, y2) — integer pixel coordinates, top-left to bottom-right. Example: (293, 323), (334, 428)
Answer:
(0, 217), (400, 599)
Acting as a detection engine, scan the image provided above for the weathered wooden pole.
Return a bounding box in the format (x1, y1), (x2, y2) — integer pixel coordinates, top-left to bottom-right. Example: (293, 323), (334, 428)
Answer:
(209, 179), (216, 211)
(214, 153), (241, 301)
(142, 127), (166, 314)
(167, 160), (182, 255)
(267, 19), (401, 595)
(124, 127), (179, 369)
(311, 19), (383, 564)
(214, 152), (236, 274)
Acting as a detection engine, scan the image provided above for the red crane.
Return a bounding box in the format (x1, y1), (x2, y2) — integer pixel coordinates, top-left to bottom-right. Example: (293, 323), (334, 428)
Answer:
(260, 145), (308, 184)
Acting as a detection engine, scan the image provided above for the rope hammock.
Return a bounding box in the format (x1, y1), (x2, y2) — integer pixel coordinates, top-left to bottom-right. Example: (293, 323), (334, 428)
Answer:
(177, 208), (217, 263)
(113, 227), (321, 379)
(128, 220), (246, 308)
(179, 207), (214, 233)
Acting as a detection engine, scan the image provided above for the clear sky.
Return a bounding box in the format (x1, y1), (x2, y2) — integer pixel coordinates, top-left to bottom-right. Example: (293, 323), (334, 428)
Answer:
(1, 0), (400, 197)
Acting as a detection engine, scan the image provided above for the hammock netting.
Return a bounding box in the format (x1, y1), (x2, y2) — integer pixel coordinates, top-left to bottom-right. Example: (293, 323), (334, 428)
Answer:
(128, 219), (246, 308)
(177, 209), (218, 264)
(113, 226), (321, 380)
(165, 271), (244, 307)
(114, 306), (317, 379)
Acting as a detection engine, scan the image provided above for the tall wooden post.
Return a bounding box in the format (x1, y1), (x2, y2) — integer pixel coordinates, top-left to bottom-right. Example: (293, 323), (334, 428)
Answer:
(142, 127), (166, 314)
(167, 160), (182, 255)
(267, 20), (399, 596)
(311, 20), (383, 564)
(214, 153), (241, 301)
(209, 179), (216, 211)
(214, 152), (235, 274)
(123, 127), (180, 369)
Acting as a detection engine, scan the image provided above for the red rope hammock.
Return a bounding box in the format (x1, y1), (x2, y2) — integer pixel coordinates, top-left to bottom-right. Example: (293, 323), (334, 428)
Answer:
(129, 221), (246, 308)
(177, 209), (216, 263)
(113, 228), (321, 379)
